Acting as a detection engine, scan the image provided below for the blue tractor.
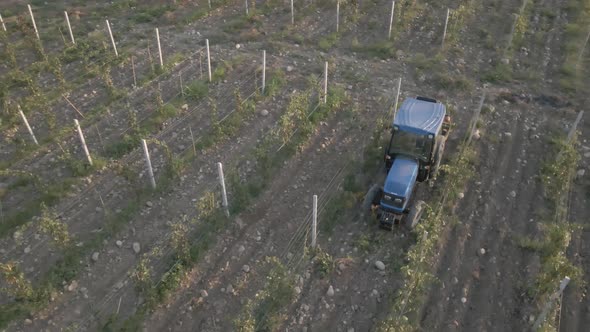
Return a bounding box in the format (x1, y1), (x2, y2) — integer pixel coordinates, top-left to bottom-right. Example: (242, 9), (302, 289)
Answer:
(364, 96), (451, 229)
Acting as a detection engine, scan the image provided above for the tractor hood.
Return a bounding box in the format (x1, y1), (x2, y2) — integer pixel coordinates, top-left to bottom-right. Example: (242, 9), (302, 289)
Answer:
(394, 97), (446, 136)
(381, 156), (419, 212)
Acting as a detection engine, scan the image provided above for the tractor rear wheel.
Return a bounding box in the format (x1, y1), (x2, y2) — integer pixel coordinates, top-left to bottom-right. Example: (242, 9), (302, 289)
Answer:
(362, 184), (382, 216)
(406, 200), (426, 229)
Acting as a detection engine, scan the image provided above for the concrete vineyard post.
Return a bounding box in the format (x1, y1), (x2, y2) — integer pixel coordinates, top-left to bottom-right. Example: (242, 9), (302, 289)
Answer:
(337, 1), (342, 33)
(388, 1), (395, 40)
(27, 5), (40, 40)
(323, 61), (328, 104)
(131, 56), (137, 87)
(156, 28), (163, 68)
(74, 119), (92, 166)
(141, 139), (156, 189)
(208, 0), (211, 9)
(217, 162), (230, 217)
(95, 124), (105, 152)
(291, 0), (294, 25)
(442, 8), (450, 48)
(392, 77), (402, 118)
(18, 105), (38, 145)
(567, 111), (584, 143)
(64, 11), (75, 44)
(533, 276), (570, 330)
(311, 194), (318, 248)
(262, 50), (266, 94)
(106, 20), (118, 57)
(0, 13), (6, 32)
(245, 0), (249, 15)
(206, 39), (212, 82)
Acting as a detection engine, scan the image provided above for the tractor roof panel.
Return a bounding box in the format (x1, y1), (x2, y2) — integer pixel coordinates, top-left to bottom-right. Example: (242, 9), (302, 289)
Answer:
(393, 97), (446, 135)
(383, 156), (419, 198)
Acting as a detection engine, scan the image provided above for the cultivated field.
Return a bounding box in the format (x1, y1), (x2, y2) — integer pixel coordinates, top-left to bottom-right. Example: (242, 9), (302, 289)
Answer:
(0, 0), (588, 331)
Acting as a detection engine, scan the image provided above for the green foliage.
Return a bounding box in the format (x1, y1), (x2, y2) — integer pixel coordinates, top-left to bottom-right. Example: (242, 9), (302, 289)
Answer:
(184, 80), (209, 101)
(318, 32), (340, 51)
(312, 248), (334, 278)
(264, 69), (286, 96)
(481, 62), (513, 83)
(0, 262), (33, 300)
(38, 203), (71, 250)
(433, 72), (473, 92)
(234, 257), (295, 331)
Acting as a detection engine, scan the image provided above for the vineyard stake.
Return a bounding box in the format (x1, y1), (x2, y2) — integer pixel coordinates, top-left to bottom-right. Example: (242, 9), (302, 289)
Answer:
(217, 162), (229, 217)
(156, 28), (163, 68)
(392, 77), (402, 118)
(106, 20), (118, 57)
(442, 8), (450, 48)
(74, 119), (93, 165)
(206, 39), (212, 82)
(131, 55), (137, 87)
(336, 0), (340, 33)
(27, 5), (40, 40)
(142, 139), (156, 189)
(18, 105), (38, 145)
(189, 126), (197, 157)
(262, 50), (266, 94)
(323, 61), (328, 104)
(311, 194), (318, 248)
(291, 0), (294, 25)
(388, 1), (395, 40)
(65, 11), (75, 44)
(0, 13), (6, 32)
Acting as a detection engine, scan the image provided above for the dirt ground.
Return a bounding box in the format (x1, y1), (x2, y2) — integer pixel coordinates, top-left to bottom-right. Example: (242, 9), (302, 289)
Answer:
(0, 0), (588, 331)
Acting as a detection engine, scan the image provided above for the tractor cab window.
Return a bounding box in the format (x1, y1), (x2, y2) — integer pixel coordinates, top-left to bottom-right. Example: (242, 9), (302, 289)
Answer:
(388, 127), (433, 161)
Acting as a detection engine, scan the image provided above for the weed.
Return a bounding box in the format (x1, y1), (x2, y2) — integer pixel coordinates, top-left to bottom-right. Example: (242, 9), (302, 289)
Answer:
(38, 203), (71, 250)
(312, 248), (334, 278)
(184, 80), (209, 101)
(481, 62), (512, 83)
(318, 32), (340, 51)
(0, 262), (33, 300)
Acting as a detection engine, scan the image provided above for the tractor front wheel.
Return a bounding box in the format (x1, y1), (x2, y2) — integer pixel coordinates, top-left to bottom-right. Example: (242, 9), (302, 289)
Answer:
(362, 184), (382, 216)
(406, 200), (426, 229)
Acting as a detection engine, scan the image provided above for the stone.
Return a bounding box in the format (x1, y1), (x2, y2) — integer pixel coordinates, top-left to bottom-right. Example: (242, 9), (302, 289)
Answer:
(326, 285), (335, 296)
(458, 193), (465, 199)
(133, 242), (141, 254)
(200, 290), (208, 298)
(24, 319), (32, 325)
(235, 44), (241, 49)
(295, 286), (301, 294)
(226, 284), (234, 294)
(286, 65), (294, 72)
(478, 248), (486, 256)
(461, 297), (467, 303)
(501, 58), (510, 65)
(338, 263), (346, 271)
(577, 169), (585, 178)
(67, 280), (78, 292)
(238, 245), (246, 255)
(242, 265), (250, 273)
(116, 240), (123, 248)
(24, 246), (31, 254)
(509, 191), (516, 198)
(260, 109), (269, 116)
(146, 201), (153, 208)
(473, 129), (481, 140)
(92, 252), (100, 262)
(374, 261), (385, 271)
(181, 104), (189, 111)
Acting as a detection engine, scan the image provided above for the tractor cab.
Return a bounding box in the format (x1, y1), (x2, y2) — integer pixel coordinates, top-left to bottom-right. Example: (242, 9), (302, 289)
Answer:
(364, 96), (450, 229)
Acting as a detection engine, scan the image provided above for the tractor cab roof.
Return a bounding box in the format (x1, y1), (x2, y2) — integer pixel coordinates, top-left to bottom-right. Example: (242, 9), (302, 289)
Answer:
(393, 97), (446, 136)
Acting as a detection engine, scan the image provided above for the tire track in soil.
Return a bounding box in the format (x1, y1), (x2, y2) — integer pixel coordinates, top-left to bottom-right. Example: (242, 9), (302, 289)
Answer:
(142, 89), (384, 332)
(420, 102), (550, 331)
(14, 83), (295, 332)
(560, 119), (590, 332)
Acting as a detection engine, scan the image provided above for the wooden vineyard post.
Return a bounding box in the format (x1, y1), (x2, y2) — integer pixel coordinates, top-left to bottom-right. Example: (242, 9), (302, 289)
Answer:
(199, 51), (203, 79)
(533, 277), (571, 330)
(245, 0), (249, 16)
(106, 20), (118, 57)
(442, 8), (450, 48)
(576, 28), (590, 69)
(74, 119), (93, 166)
(336, 0), (340, 33)
(388, 1), (395, 40)
(217, 162), (229, 217)
(291, 0), (294, 25)
(262, 50), (266, 94)
(189, 126), (197, 157)
(323, 61), (328, 104)
(156, 28), (163, 68)
(0, 13), (6, 32)
(206, 39), (212, 82)
(466, 91), (486, 146)
(64, 11), (75, 44)
(392, 77), (402, 119)
(27, 5), (40, 40)
(311, 194), (318, 248)
(179, 70), (184, 97)
(131, 55), (137, 87)
(18, 105), (38, 145)
(141, 139), (156, 189)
